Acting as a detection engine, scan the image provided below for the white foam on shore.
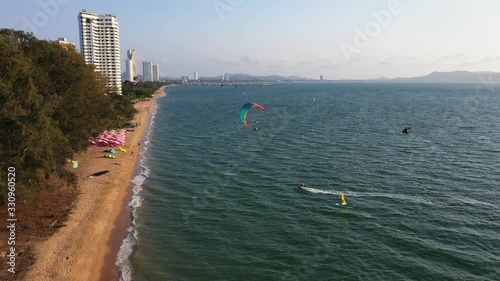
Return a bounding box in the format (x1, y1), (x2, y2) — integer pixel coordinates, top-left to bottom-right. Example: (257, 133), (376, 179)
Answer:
(116, 100), (159, 281)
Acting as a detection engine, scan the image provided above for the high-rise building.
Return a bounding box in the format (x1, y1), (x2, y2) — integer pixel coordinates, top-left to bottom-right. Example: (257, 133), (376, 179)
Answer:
(125, 49), (137, 81)
(152, 64), (160, 82)
(78, 10), (121, 94)
(224, 73), (231, 81)
(143, 61), (153, 81)
(126, 60), (134, 81)
(194, 70), (199, 81)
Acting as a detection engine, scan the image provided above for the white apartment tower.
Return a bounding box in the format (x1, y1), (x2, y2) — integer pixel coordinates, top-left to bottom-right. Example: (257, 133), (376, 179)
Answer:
(78, 10), (121, 94)
(152, 64), (160, 82)
(194, 70), (199, 81)
(126, 49), (137, 81)
(143, 61), (153, 81)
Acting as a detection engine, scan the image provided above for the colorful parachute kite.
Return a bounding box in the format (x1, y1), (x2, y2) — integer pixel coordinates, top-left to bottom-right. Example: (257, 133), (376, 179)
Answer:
(240, 102), (266, 127)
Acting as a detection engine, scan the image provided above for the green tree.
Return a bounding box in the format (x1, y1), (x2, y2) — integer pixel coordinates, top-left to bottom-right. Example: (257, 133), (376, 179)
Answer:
(0, 29), (134, 203)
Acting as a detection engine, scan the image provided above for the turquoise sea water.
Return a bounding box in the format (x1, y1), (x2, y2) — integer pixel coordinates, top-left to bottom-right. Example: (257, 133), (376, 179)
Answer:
(121, 82), (500, 281)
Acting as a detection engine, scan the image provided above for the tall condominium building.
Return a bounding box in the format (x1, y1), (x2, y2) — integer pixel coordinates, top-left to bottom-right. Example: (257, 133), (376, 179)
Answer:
(152, 64), (160, 82)
(224, 73), (231, 81)
(125, 48), (137, 81)
(194, 70), (199, 81)
(143, 61), (153, 81)
(78, 10), (121, 94)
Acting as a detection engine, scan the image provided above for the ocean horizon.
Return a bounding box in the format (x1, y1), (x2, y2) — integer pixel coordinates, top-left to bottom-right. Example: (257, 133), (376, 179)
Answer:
(120, 82), (500, 281)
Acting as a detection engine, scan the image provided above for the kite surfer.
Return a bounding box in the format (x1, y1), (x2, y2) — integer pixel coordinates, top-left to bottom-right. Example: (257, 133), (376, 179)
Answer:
(253, 121), (259, 130)
(335, 193), (349, 208)
(299, 183), (305, 189)
(240, 102), (265, 127)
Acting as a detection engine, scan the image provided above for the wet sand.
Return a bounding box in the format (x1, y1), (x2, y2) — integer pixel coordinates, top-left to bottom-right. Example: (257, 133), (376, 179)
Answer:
(23, 86), (166, 281)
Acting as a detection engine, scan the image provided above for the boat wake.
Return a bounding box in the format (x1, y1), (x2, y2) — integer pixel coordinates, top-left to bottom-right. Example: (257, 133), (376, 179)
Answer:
(300, 187), (434, 206)
(300, 186), (340, 195)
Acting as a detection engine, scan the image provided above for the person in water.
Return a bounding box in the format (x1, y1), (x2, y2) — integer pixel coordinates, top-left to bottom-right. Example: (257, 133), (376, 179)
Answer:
(299, 183), (305, 188)
(340, 193), (348, 206)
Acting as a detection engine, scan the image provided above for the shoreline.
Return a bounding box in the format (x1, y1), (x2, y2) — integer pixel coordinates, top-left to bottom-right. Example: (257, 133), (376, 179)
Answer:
(22, 86), (167, 281)
(100, 86), (166, 281)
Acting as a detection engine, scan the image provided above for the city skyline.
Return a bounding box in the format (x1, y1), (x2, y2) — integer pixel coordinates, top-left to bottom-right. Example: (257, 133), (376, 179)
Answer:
(4, 1), (500, 79)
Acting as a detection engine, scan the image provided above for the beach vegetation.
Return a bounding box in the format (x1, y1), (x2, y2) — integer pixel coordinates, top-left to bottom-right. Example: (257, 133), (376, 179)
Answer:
(122, 80), (166, 100)
(0, 29), (137, 203)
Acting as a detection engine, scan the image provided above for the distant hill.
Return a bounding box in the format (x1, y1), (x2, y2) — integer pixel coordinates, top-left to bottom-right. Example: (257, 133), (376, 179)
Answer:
(195, 73), (312, 81)
(231, 73), (312, 81)
(383, 71), (500, 82)
(120, 72), (313, 82)
(126, 70), (500, 83)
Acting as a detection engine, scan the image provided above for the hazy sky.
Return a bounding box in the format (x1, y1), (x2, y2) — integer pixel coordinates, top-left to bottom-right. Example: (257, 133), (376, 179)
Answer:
(3, 0), (500, 79)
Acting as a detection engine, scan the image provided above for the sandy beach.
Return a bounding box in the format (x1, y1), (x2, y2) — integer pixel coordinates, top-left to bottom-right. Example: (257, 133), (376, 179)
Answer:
(22, 86), (167, 281)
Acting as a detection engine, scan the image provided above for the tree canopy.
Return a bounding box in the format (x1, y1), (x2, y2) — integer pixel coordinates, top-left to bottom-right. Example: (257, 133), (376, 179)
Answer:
(122, 80), (165, 100)
(0, 29), (136, 202)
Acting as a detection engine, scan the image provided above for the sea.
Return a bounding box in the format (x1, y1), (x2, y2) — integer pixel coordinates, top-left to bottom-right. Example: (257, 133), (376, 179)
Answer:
(117, 82), (500, 281)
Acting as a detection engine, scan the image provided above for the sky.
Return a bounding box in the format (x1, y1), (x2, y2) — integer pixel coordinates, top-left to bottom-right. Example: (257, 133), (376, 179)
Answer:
(3, 0), (500, 79)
